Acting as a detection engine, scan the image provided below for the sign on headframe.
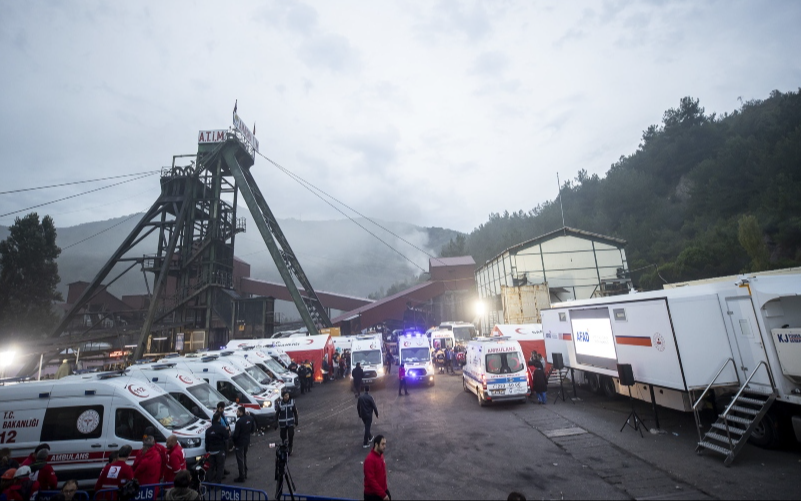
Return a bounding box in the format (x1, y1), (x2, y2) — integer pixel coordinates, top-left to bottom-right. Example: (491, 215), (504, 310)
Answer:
(233, 112), (259, 152)
(198, 129), (227, 144)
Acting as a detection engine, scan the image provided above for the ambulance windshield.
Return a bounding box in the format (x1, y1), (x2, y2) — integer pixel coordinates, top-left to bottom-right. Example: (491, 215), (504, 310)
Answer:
(245, 365), (273, 384)
(142, 395), (199, 429)
(187, 383), (231, 410)
(453, 326), (476, 342)
(232, 373), (264, 395)
(485, 352), (525, 374)
(352, 350), (381, 366)
(400, 347), (430, 364)
(263, 358), (288, 375)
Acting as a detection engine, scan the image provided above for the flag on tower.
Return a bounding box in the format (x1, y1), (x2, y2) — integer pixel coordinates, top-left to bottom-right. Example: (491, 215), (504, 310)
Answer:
(233, 99), (238, 114)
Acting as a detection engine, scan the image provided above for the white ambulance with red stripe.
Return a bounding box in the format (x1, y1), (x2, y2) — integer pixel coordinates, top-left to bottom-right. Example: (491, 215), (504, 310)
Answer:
(463, 337), (530, 406)
(0, 371), (209, 489)
(164, 355), (279, 429)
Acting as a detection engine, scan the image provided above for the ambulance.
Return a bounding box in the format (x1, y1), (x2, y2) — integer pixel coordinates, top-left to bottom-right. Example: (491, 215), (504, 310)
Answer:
(0, 371), (209, 488)
(463, 337), (530, 406)
(124, 362), (238, 425)
(397, 333), (435, 386)
(233, 347), (300, 396)
(429, 329), (456, 351)
(163, 355), (279, 429)
(225, 339), (294, 368)
(350, 334), (387, 387)
(182, 350), (285, 397)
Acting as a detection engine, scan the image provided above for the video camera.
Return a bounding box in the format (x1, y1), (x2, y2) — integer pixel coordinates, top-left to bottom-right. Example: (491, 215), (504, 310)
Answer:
(275, 440), (289, 479)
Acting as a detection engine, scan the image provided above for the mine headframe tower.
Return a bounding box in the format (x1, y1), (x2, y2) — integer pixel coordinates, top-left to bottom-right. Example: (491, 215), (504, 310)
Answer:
(43, 124), (332, 367)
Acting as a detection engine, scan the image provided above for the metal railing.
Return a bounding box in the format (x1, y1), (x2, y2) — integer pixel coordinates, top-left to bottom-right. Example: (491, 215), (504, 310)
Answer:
(718, 360), (777, 449)
(280, 494), (355, 501)
(691, 357), (738, 444)
(95, 482), (270, 500)
(37, 490), (90, 500)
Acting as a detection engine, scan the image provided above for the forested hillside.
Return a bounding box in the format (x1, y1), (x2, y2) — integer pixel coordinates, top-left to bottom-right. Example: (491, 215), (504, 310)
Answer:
(442, 89), (801, 290)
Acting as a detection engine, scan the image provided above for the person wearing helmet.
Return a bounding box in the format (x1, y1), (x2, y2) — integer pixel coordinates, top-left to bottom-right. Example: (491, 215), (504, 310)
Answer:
(2, 466), (40, 501)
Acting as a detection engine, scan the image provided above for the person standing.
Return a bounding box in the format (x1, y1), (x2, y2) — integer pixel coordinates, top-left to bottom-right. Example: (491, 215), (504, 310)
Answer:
(204, 413), (229, 485)
(277, 391), (299, 456)
(29, 448), (57, 490)
(164, 435), (186, 483)
(55, 359), (71, 379)
(3, 466), (39, 501)
(143, 426), (168, 482)
(397, 364), (408, 396)
(445, 348), (454, 375)
(95, 445), (134, 492)
(357, 386), (379, 448)
(166, 470), (201, 500)
(363, 435), (390, 501)
(232, 406), (256, 482)
(352, 363), (364, 398)
(533, 365), (548, 405)
(134, 436), (163, 498)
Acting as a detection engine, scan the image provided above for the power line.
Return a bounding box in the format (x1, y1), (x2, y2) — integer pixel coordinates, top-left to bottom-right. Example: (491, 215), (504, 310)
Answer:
(256, 151), (448, 269)
(0, 172), (157, 219)
(61, 211), (146, 251)
(0, 171), (161, 196)
(255, 151), (427, 273)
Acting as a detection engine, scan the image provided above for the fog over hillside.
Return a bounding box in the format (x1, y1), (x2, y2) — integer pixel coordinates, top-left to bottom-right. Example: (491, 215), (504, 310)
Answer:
(0, 210), (460, 314)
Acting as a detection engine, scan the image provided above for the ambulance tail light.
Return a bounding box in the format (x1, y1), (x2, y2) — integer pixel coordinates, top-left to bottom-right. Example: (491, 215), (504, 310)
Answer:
(481, 374), (487, 391)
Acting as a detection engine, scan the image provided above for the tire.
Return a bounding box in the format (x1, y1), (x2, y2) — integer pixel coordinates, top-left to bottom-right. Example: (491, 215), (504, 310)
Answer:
(749, 412), (780, 449)
(477, 388), (487, 407)
(601, 376), (617, 398)
(463, 377), (469, 393)
(587, 374), (600, 394)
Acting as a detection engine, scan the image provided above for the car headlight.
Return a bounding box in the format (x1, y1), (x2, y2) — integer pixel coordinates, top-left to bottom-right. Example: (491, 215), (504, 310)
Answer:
(178, 438), (201, 448)
(376, 368), (384, 376)
(262, 400), (272, 408)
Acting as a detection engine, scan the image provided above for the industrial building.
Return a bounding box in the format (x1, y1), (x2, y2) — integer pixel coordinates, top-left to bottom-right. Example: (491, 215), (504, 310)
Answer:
(475, 226), (630, 333)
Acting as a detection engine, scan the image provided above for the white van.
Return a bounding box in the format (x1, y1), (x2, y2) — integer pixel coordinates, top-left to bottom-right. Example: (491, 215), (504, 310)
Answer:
(185, 350), (285, 397)
(430, 329), (456, 351)
(164, 355), (279, 429)
(463, 337), (530, 406)
(397, 333), (435, 386)
(0, 372), (208, 488)
(233, 348), (300, 396)
(350, 334), (386, 387)
(439, 321), (477, 346)
(126, 363), (238, 425)
(225, 339), (293, 368)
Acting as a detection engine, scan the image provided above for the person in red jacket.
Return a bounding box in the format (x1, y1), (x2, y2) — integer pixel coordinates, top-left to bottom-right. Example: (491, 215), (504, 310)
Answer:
(134, 436), (163, 490)
(29, 448), (58, 490)
(397, 364), (408, 396)
(164, 435), (186, 483)
(2, 466), (40, 501)
(144, 426), (168, 482)
(363, 435), (390, 501)
(95, 445), (134, 493)
(20, 443), (50, 467)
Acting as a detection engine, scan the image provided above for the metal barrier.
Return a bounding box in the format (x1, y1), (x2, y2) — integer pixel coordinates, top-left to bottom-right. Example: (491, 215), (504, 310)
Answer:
(95, 483), (170, 500)
(200, 483), (270, 500)
(37, 490), (91, 500)
(280, 494), (355, 501)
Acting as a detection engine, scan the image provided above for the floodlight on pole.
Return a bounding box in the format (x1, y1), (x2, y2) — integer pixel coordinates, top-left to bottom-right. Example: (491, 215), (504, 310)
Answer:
(0, 349), (17, 379)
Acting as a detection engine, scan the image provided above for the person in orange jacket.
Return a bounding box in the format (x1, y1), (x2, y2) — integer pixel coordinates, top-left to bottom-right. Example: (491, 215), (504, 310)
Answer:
(164, 435), (186, 483)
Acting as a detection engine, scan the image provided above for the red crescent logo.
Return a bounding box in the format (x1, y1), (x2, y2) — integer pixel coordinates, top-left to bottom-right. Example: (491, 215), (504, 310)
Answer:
(515, 328), (525, 334)
(305, 339), (313, 345)
(403, 341), (410, 347)
(178, 374), (194, 385)
(223, 366), (235, 374)
(127, 385), (150, 398)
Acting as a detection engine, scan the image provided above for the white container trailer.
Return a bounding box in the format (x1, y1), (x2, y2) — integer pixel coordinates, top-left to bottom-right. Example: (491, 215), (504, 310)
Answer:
(543, 271), (801, 463)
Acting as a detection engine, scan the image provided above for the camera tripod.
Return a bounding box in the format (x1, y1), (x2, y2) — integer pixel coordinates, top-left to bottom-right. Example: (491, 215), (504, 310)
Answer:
(620, 384), (649, 437)
(275, 447), (296, 500)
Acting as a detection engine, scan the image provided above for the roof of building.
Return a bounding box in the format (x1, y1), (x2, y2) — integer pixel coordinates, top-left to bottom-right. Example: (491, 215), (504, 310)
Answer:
(487, 226), (627, 264)
(429, 256), (475, 268)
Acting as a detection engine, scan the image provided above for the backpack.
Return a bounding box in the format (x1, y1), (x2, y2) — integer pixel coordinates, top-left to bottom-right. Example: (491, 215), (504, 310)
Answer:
(119, 479), (140, 501)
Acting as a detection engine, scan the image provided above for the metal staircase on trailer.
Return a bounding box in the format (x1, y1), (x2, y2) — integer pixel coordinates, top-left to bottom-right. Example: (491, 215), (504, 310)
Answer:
(692, 358), (778, 466)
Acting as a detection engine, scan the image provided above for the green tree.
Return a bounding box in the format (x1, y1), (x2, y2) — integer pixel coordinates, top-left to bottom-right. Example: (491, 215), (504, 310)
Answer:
(0, 213), (63, 339)
(440, 234), (467, 257)
(738, 215), (770, 272)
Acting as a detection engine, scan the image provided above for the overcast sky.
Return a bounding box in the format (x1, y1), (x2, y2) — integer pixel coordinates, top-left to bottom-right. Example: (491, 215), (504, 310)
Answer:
(1, 0), (800, 234)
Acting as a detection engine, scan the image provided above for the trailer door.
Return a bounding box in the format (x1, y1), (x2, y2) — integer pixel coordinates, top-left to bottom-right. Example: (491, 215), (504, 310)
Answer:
(726, 297), (772, 387)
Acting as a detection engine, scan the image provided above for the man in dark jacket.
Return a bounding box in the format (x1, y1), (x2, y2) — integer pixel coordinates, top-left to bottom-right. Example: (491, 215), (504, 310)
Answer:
(204, 413), (230, 485)
(357, 386), (379, 448)
(277, 391), (299, 455)
(232, 406), (256, 482)
(352, 363), (364, 398)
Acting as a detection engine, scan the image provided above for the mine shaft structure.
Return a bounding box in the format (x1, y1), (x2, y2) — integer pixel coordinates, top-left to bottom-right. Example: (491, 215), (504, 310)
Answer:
(40, 114), (332, 369)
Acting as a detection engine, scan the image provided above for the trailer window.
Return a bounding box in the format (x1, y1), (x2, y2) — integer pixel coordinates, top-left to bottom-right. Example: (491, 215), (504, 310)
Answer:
(41, 405), (104, 441)
(485, 352), (524, 374)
